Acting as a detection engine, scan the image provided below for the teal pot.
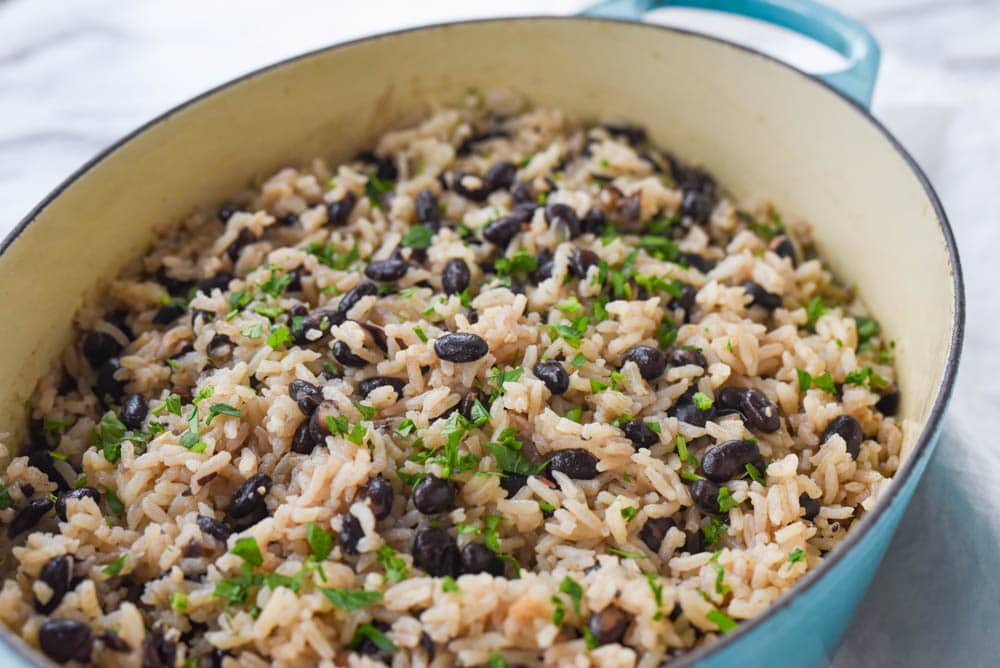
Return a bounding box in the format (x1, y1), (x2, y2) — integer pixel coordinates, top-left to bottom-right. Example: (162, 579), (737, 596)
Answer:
(0, 1), (963, 665)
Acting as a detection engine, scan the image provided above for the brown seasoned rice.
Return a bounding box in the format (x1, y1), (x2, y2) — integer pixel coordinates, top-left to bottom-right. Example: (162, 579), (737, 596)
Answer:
(0, 93), (907, 667)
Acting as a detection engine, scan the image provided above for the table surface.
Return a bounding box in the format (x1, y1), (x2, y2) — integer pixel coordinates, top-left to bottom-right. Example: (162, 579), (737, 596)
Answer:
(1, 1), (998, 665)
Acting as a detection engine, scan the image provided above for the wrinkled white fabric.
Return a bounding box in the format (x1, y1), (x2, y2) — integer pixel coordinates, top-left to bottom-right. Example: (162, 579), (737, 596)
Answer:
(0, 1), (996, 666)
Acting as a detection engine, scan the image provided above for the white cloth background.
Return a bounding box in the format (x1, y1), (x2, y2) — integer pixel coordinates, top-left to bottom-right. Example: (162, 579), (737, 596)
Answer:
(0, 1), (997, 665)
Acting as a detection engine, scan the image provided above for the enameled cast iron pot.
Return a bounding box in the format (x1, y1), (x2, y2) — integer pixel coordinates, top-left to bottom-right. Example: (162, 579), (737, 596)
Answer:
(0, 0), (963, 665)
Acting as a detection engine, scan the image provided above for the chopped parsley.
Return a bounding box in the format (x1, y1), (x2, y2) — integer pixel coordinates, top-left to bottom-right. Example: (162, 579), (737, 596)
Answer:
(551, 595), (565, 626)
(413, 326), (428, 343)
(489, 366), (525, 402)
(266, 325), (292, 348)
(548, 316), (590, 348)
(489, 651), (508, 668)
(305, 241), (359, 270)
(607, 547), (645, 559)
(656, 314), (678, 349)
(242, 323), (263, 339)
(559, 576), (583, 615)
(153, 393), (182, 417)
(469, 400), (490, 427)
(105, 487), (125, 518)
(306, 522), (333, 560)
(353, 402), (376, 420)
(365, 174), (396, 209)
(620, 506), (637, 522)
(737, 209), (786, 240)
(494, 249), (537, 277)
(486, 428), (546, 477)
(564, 406), (583, 423)
(796, 369), (836, 395)
(701, 517), (728, 548)
(350, 622), (397, 653)
(589, 378), (609, 394)
(231, 537), (263, 567)
(844, 366), (889, 392)
(804, 297), (828, 330)
(788, 548), (805, 563)
(320, 587), (382, 610)
(557, 296), (583, 315)
(171, 591), (188, 611)
(93, 413), (129, 464)
(717, 486), (737, 513)
(206, 403), (240, 424)
(395, 419), (417, 437)
(855, 316), (880, 350)
(583, 627), (599, 650)
(0, 485), (12, 510)
(483, 514), (503, 552)
(441, 576), (460, 593)
(102, 553), (127, 576)
(707, 607), (737, 633)
(745, 462), (766, 486)
(377, 544), (408, 582)
(259, 269), (292, 297)
(640, 235), (680, 262)
(401, 224), (434, 249)
(710, 551), (731, 595)
(675, 435), (697, 468)
(572, 352), (586, 366)
(347, 422), (369, 446)
(692, 391), (713, 411)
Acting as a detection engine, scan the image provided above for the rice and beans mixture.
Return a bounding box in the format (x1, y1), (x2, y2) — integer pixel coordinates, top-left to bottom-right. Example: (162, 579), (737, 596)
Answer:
(0, 95), (906, 667)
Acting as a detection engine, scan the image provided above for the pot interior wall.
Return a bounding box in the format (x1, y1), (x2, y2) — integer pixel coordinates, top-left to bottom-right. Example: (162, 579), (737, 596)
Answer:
(0, 17), (954, 463)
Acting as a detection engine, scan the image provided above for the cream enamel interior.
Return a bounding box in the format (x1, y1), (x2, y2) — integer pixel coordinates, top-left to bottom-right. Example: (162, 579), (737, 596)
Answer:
(0, 18), (954, 469)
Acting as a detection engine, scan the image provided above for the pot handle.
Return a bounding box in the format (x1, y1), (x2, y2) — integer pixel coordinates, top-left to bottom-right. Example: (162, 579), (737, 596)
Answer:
(580, 0), (880, 108)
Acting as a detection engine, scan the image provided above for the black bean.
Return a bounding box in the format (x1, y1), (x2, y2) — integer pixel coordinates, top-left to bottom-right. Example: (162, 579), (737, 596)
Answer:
(56, 487), (100, 522)
(742, 281), (783, 311)
(717, 387), (782, 433)
(334, 281), (378, 324)
(326, 192), (357, 226)
(451, 172), (490, 202)
(364, 252), (408, 282)
(529, 249), (554, 284)
(701, 440), (763, 483)
(197, 514), (231, 543)
(434, 332), (489, 363)
(684, 530), (704, 554)
(680, 189), (716, 224)
(690, 479), (724, 515)
(217, 203), (240, 222)
(153, 301), (185, 325)
(226, 227), (257, 262)
(289, 379), (322, 415)
(768, 235), (797, 266)
(668, 283), (697, 316)
(141, 631), (176, 668)
(482, 215), (523, 246)
(569, 248), (600, 279)
(198, 272), (233, 294)
(38, 619), (92, 664)
(499, 473), (527, 497)
(639, 517), (675, 552)
(822, 415), (865, 458)
(667, 397), (711, 427)
(333, 341), (368, 368)
(458, 390), (489, 422)
(120, 393), (148, 430)
(290, 420), (318, 454)
(534, 360), (569, 395)
(95, 357), (124, 403)
(677, 252), (714, 273)
(228, 474), (272, 520)
(8, 497), (53, 537)
(666, 348), (707, 369)
(412, 474), (456, 515)
(442, 258), (471, 295)
(589, 605), (629, 645)
(207, 334), (232, 358)
(799, 493), (821, 521)
(510, 201), (539, 223)
(550, 449), (599, 480)
(286, 267), (303, 292)
(511, 181), (535, 204)
(674, 167), (718, 225)
(545, 203), (581, 238)
(26, 450), (69, 492)
(277, 212), (299, 227)
(460, 542), (504, 575)
(34, 555), (72, 614)
(362, 475), (394, 520)
(355, 377), (405, 400)
(623, 419), (659, 449)
(582, 207), (606, 235)
(621, 345), (667, 381)
(101, 630), (131, 652)
(338, 513), (364, 555)
(358, 321), (388, 353)
(876, 390), (899, 416)
(309, 400), (339, 443)
(415, 191), (440, 230)
(457, 129), (510, 156)
(603, 123), (646, 145)
(615, 192), (642, 225)
(82, 331), (122, 367)
(483, 161), (516, 192)
(412, 528), (459, 577)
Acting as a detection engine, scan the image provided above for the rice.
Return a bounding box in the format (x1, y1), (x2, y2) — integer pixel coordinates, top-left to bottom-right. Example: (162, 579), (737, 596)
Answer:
(0, 92), (906, 667)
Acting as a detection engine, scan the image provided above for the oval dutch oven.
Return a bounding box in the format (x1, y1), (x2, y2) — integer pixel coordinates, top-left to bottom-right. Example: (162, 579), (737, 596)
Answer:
(0, 0), (963, 665)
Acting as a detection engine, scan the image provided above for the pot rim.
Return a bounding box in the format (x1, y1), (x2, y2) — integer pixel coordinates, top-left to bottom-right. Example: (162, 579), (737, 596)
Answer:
(0, 15), (964, 667)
